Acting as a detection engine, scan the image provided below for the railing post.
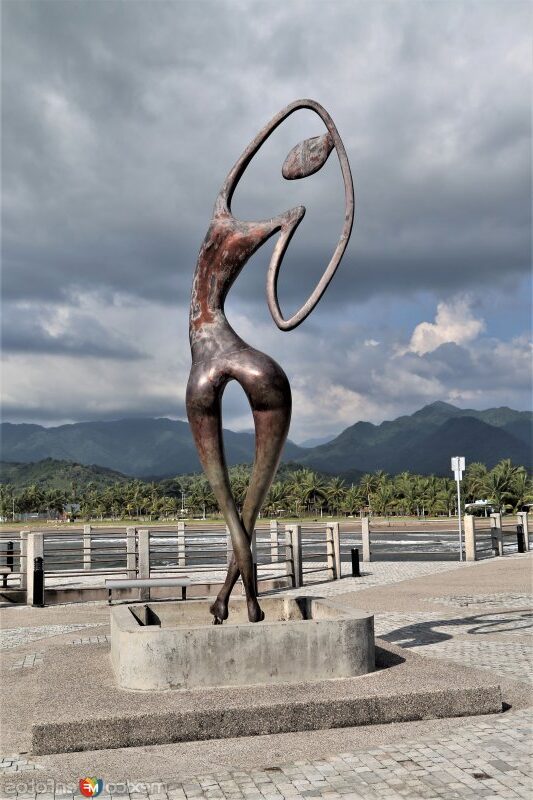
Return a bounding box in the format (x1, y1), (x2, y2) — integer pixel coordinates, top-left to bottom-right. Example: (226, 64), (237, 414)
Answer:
(326, 524), (336, 580)
(490, 513), (503, 556)
(177, 521), (186, 567)
(126, 526), (137, 579)
(331, 522), (342, 579)
(251, 529), (258, 593)
(361, 517), (371, 562)
(283, 526), (294, 585)
(26, 532), (44, 605)
(2, 541), (13, 588)
(517, 512), (530, 552)
(137, 528), (150, 600)
(288, 524), (303, 588)
(20, 530), (29, 590)
(464, 515), (477, 561)
(83, 524), (92, 571)
(226, 525), (233, 566)
(270, 520), (279, 563)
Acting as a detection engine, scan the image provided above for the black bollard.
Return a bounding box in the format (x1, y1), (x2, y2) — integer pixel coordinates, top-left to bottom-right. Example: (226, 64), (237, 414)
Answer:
(351, 547), (361, 577)
(517, 524), (526, 553)
(33, 556), (45, 607)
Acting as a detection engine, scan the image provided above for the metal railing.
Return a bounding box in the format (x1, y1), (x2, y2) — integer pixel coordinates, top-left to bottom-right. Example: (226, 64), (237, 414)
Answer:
(9, 511), (530, 604)
(22, 522), (300, 602)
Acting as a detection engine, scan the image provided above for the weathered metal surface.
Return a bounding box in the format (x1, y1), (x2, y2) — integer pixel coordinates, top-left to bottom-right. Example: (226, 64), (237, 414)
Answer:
(186, 99), (354, 624)
(282, 132), (334, 180)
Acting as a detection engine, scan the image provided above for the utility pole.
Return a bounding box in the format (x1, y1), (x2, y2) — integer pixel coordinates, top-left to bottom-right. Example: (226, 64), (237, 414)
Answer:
(451, 457), (465, 561)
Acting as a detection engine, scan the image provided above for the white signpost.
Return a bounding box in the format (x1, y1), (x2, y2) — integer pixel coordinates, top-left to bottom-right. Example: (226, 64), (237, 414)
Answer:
(451, 456), (466, 561)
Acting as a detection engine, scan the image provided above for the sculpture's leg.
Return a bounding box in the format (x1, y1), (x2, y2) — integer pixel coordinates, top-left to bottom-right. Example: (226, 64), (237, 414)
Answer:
(212, 361), (291, 618)
(186, 384), (262, 623)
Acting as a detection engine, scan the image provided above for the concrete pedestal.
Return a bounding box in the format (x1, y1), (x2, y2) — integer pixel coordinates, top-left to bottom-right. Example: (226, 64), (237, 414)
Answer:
(111, 596), (375, 691)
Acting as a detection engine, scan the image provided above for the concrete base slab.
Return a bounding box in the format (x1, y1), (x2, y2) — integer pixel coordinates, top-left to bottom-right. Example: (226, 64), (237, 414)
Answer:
(30, 639), (501, 755)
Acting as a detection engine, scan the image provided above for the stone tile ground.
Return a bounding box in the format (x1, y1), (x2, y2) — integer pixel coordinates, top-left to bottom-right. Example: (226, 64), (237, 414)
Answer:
(427, 593), (533, 610)
(1, 557), (532, 799)
(289, 561), (463, 597)
(9, 652), (43, 670)
(0, 624), (101, 651)
(1, 711), (531, 798)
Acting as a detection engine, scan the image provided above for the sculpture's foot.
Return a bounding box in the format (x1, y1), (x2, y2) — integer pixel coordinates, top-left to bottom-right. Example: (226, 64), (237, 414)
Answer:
(247, 599), (265, 623)
(209, 597), (229, 625)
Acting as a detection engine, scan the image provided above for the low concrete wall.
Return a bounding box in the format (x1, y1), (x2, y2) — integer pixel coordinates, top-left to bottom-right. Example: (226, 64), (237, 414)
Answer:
(111, 596), (375, 691)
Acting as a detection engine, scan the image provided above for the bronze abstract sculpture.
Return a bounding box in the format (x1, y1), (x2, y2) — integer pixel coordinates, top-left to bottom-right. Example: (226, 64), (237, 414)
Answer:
(186, 99), (354, 624)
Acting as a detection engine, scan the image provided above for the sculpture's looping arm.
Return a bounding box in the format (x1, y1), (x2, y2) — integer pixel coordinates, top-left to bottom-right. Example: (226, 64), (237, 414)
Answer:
(215, 99), (355, 332)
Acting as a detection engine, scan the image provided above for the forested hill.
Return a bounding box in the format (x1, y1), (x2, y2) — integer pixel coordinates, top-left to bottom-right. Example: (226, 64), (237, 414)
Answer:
(0, 459), (129, 491)
(1, 402), (531, 478)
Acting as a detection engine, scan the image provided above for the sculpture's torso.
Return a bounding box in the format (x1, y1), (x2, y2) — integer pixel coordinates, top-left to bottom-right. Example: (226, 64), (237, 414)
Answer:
(189, 212), (279, 364)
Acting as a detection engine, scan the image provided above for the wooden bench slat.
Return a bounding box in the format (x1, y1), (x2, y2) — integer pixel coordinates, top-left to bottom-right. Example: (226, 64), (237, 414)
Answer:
(106, 578), (190, 588)
(106, 576), (191, 604)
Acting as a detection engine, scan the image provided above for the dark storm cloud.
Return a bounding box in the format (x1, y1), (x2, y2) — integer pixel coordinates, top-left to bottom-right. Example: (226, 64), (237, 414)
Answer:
(1, 304), (146, 359)
(2, 0), (530, 309)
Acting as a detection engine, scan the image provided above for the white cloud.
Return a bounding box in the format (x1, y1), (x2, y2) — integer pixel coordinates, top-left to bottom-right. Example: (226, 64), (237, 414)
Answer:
(404, 296), (485, 356)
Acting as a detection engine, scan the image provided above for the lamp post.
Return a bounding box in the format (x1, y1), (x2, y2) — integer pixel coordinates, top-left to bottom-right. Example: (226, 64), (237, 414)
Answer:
(451, 456), (465, 561)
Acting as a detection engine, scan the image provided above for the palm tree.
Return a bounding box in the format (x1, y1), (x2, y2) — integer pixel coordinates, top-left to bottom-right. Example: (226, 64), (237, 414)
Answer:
(394, 472), (418, 516)
(464, 463), (488, 503)
(46, 488), (66, 518)
(508, 471), (533, 512)
(436, 480), (456, 516)
(482, 470), (514, 513)
(420, 476), (440, 517)
(189, 477), (215, 517)
(359, 473), (377, 512)
(264, 481), (288, 517)
(370, 483), (394, 517)
(341, 485), (365, 516)
(325, 477), (346, 516)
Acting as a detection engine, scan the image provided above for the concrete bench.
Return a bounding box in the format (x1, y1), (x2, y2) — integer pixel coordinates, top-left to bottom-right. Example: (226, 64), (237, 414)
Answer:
(105, 577), (191, 604)
(0, 566), (12, 588)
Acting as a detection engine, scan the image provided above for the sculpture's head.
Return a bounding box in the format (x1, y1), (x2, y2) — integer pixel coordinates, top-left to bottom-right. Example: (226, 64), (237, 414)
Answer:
(281, 132), (335, 181)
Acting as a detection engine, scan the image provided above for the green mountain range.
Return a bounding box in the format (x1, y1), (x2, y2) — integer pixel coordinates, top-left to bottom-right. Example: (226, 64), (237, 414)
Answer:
(1, 402), (531, 479)
(0, 417), (306, 479)
(298, 401), (532, 478)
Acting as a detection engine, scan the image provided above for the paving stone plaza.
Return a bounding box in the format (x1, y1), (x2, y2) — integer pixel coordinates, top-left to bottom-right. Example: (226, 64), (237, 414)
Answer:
(1, 555), (532, 799)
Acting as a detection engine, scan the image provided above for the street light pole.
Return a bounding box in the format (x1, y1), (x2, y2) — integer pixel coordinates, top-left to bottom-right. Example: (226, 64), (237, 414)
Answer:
(451, 456), (465, 562)
(456, 472), (463, 562)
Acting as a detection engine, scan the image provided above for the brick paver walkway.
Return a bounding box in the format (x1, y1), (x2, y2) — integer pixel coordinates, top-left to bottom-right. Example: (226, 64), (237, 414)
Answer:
(0, 623), (101, 650)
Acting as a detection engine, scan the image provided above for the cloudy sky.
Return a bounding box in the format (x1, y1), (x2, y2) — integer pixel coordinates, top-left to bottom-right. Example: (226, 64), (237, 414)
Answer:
(2, 0), (531, 443)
